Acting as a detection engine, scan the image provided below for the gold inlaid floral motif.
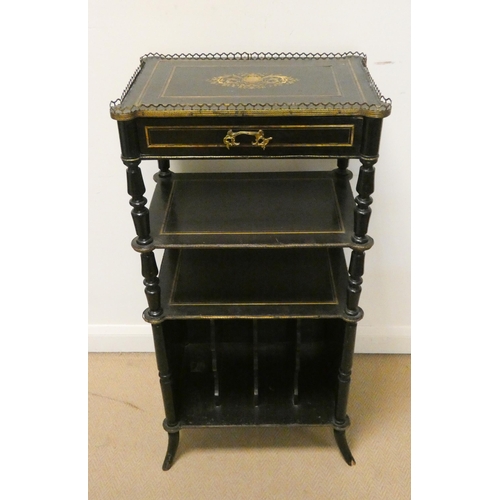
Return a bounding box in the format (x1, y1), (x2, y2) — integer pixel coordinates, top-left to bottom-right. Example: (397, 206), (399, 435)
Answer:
(209, 73), (298, 89)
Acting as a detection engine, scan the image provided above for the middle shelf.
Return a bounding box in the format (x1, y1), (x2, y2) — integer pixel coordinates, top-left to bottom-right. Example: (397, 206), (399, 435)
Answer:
(145, 247), (358, 322)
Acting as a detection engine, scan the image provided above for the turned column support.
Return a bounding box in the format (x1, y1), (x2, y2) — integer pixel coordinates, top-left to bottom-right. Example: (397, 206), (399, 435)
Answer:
(346, 250), (365, 317)
(158, 159), (172, 178)
(124, 159), (153, 246)
(334, 158), (353, 181)
(123, 158), (162, 317)
(353, 158), (376, 244)
(141, 251), (162, 317)
(353, 116), (382, 244)
(336, 157), (351, 175)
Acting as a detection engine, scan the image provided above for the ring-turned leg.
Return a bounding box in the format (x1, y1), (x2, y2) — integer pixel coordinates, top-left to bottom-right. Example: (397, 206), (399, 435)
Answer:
(124, 159), (153, 247)
(153, 323), (180, 470)
(334, 322), (357, 466)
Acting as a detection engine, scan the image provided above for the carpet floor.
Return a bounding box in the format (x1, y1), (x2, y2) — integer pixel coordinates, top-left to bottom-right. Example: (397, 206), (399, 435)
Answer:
(89, 353), (410, 499)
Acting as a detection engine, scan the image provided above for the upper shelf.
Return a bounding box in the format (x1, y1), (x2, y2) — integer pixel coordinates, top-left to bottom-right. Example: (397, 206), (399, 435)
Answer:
(110, 52), (391, 120)
(146, 169), (370, 250)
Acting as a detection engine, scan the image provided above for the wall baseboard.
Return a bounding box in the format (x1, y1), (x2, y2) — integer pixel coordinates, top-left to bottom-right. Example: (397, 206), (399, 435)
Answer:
(88, 325), (410, 354)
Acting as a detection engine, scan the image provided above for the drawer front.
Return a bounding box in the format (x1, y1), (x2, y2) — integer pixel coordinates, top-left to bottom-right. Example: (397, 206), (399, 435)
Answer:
(136, 117), (363, 158)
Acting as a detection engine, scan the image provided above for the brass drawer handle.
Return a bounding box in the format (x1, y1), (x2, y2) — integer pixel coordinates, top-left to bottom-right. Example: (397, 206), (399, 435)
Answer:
(223, 129), (273, 150)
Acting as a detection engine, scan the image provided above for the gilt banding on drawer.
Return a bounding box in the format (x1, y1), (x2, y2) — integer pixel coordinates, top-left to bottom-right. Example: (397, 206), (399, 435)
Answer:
(144, 124), (356, 148)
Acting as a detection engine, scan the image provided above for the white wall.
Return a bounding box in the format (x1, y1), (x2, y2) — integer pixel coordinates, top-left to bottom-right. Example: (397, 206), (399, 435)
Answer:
(88, 0), (410, 353)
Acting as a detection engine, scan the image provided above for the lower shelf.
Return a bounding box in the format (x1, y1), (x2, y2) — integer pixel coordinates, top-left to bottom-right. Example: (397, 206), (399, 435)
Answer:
(164, 318), (346, 428)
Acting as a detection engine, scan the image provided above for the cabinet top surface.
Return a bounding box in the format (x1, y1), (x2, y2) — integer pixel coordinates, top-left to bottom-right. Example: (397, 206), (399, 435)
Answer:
(110, 53), (391, 121)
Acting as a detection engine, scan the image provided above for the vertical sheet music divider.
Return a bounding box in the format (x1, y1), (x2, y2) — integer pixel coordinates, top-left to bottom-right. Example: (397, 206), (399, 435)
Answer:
(210, 320), (220, 406)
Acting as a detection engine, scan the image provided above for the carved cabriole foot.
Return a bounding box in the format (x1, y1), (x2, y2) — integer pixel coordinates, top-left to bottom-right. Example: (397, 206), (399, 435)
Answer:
(162, 420), (180, 470)
(333, 428), (356, 466)
(162, 430), (180, 471)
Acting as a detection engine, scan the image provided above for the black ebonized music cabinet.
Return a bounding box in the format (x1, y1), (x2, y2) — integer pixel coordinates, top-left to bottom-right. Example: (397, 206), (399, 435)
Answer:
(110, 52), (391, 470)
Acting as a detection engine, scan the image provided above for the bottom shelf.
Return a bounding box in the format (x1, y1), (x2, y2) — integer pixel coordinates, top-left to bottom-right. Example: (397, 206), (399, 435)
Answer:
(164, 318), (346, 427)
